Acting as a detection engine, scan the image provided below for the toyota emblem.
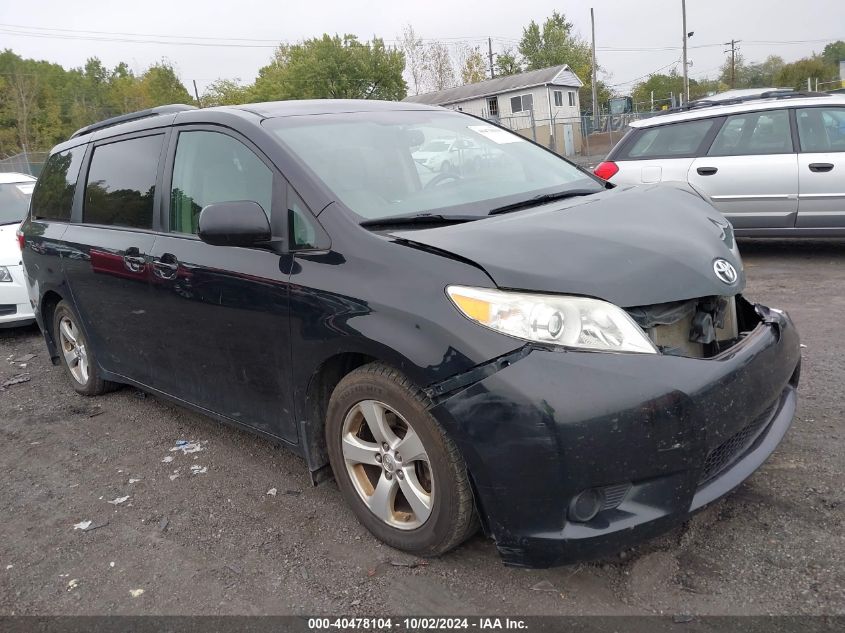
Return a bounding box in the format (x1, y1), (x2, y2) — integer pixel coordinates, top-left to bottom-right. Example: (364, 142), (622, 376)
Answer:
(713, 258), (738, 285)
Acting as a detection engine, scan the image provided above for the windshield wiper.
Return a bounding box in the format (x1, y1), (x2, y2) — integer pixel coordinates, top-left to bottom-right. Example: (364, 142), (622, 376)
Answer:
(360, 213), (479, 229)
(487, 189), (600, 215)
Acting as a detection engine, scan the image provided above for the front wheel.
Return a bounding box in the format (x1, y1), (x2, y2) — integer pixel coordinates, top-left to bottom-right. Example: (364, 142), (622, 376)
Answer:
(326, 363), (478, 556)
(53, 301), (116, 396)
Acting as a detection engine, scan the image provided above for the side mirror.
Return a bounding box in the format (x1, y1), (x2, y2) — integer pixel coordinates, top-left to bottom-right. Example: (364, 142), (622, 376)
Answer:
(198, 201), (272, 247)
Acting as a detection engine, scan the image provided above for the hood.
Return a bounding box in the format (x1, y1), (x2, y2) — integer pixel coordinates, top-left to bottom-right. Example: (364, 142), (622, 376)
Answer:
(391, 185), (744, 307)
(0, 223), (23, 266)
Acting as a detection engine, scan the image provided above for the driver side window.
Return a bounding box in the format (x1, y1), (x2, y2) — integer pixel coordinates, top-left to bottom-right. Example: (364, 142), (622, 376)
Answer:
(170, 130), (273, 234)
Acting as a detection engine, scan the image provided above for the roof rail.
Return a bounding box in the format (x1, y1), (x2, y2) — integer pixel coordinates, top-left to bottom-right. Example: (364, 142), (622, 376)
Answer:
(658, 90), (831, 116)
(70, 104), (198, 139)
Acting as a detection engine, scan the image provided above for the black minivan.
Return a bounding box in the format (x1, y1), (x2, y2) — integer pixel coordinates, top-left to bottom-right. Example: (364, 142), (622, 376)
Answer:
(20, 100), (801, 568)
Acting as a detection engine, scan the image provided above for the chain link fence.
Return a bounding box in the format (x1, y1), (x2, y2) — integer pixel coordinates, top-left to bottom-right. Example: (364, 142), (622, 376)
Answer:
(493, 111), (661, 168)
(0, 151), (49, 178)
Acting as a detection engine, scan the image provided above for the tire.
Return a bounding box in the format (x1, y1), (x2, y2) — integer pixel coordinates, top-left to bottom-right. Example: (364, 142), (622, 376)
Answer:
(53, 301), (115, 396)
(326, 362), (478, 556)
(439, 160), (452, 174)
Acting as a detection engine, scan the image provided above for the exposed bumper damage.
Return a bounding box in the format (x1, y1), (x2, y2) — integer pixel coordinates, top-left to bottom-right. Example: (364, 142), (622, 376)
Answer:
(427, 300), (801, 568)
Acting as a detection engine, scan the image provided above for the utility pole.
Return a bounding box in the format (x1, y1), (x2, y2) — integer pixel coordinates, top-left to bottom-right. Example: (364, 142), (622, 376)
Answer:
(723, 39), (740, 88)
(488, 37), (495, 79)
(590, 8), (599, 121)
(192, 80), (202, 108)
(681, 0), (689, 104)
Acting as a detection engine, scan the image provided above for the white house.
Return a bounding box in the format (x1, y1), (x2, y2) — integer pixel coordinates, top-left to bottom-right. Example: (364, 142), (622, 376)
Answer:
(403, 64), (584, 155)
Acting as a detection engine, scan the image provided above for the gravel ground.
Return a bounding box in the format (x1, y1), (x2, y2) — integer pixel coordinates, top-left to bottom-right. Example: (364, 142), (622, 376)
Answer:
(0, 238), (843, 616)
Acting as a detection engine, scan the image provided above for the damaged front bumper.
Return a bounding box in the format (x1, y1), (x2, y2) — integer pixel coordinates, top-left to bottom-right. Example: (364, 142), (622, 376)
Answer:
(428, 301), (801, 568)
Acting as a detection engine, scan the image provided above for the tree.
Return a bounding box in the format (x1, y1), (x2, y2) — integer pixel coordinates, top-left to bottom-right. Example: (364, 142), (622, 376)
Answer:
(518, 12), (589, 71)
(399, 25), (426, 95)
(0, 49), (197, 155)
(775, 55), (839, 90)
(422, 41), (456, 92)
(719, 54), (786, 89)
(516, 12), (601, 113)
(252, 35), (406, 101)
(822, 40), (845, 67)
(631, 70), (715, 110)
(495, 48), (522, 76)
(632, 70), (685, 109)
(140, 61), (193, 105)
(458, 47), (488, 85)
(202, 79), (250, 106)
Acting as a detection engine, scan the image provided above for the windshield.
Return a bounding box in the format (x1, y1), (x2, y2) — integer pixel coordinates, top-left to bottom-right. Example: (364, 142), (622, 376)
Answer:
(266, 110), (601, 220)
(418, 140), (450, 152)
(0, 181), (35, 225)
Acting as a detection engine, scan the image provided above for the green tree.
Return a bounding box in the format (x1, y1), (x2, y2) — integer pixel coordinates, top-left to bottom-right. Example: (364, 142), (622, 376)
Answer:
(822, 40), (845, 67)
(0, 50), (195, 155)
(720, 54), (787, 89)
(202, 79), (250, 106)
(252, 35), (406, 101)
(494, 48), (522, 77)
(632, 70), (685, 109)
(140, 62), (193, 105)
(459, 47), (488, 85)
(775, 55), (839, 90)
(516, 11), (603, 113)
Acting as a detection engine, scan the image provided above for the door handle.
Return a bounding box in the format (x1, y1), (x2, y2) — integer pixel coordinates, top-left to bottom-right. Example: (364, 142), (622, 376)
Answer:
(697, 166), (718, 176)
(152, 253), (179, 280)
(123, 248), (146, 273)
(809, 163), (834, 173)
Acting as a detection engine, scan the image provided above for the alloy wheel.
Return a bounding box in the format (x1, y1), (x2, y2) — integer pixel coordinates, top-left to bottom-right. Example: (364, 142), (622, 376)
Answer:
(58, 316), (89, 385)
(341, 399), (433, 529)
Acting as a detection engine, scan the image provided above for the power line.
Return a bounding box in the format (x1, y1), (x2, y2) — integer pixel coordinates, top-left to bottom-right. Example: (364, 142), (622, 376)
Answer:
(608, 59), (681, 87)
(2, 22), (840, 50)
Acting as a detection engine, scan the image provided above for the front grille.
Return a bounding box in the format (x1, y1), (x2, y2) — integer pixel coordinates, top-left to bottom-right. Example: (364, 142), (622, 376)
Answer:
(699, 399), (779, 484)
(0, 304), (17, 316)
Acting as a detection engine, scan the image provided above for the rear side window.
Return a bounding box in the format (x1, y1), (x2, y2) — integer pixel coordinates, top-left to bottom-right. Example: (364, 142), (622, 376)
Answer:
(30, 147), (85, 221)
(169, 131), (273, 234)
(708, 110), (792, 156)
(624, 120), (715, 159)
(84, 135), (164, 229)
(796, 107), (845, 153)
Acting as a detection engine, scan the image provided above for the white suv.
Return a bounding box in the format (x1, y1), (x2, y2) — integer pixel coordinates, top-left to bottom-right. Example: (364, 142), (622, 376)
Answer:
(594, 92), (845, 236)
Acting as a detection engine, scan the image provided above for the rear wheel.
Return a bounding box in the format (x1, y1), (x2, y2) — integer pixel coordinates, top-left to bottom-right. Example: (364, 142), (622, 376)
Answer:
(53, 301), (115, 396)
(326, 363), (477, 556)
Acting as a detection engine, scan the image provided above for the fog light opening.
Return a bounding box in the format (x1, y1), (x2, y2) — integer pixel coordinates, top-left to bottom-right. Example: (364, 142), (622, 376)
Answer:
(568, 488), (604, 523)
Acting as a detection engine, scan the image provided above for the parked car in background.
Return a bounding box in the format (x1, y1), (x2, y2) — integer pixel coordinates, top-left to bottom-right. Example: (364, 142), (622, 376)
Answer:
(412, 136), (484, 174)
(594, 92), (845, 236)
(20, 101), (800, 568)
(0, 172), (36, 327)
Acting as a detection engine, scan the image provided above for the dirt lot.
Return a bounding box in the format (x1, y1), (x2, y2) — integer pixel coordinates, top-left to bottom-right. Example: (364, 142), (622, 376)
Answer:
(0, 239), (843, 616)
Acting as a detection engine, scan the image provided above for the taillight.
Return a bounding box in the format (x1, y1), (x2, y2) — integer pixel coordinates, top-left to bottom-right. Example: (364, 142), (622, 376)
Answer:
(594, 161), (619, 181)
(16, 228), (25, 251)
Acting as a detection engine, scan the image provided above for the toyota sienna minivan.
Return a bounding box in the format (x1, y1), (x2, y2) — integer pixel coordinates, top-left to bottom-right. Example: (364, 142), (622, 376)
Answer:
(19, 100), (801, 568)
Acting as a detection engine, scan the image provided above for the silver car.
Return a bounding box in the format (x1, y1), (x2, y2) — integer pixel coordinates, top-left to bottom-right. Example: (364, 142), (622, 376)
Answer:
(594, 92), (845, 236)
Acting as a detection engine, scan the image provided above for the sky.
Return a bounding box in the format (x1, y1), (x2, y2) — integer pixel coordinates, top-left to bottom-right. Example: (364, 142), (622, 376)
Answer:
(1, 0), (843, 95)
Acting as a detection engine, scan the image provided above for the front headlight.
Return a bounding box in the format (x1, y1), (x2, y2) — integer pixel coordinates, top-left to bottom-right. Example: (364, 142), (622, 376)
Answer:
(0, 266), (12, 283)
(447, 285), (658, 354)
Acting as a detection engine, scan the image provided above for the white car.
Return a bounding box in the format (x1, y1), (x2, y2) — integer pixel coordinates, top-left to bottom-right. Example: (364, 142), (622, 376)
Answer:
(594, 91), (845, 236)
(412, 137), (484, 174)
(0, 172), (36, 327)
